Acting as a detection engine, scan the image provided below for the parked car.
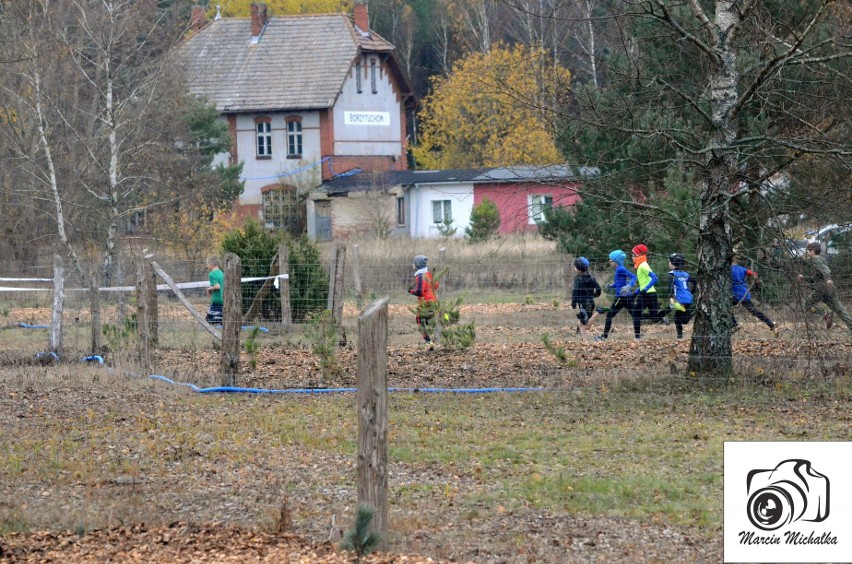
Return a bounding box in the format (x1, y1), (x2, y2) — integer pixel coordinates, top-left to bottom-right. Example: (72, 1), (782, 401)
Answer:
(807, 223), (852, 256)
(774, 237), (809, 257)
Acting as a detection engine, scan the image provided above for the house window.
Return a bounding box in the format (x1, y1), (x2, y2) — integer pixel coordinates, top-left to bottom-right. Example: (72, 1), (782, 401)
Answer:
(396, 197), (405, 226)
(432, 200), (452, 224)
(262, 184), (304, 235)
(529, 194), (553, 224)
(355, 63), (362, 93)
(255, 118), (271, 158)
(286, 119), (302, 158)
(370, 60), (377, 94)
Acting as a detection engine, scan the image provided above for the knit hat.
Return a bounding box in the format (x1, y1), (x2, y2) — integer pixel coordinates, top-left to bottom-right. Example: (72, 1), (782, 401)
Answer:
(632, 244), (648, 255)
(574, 256), (590, 271)
(608, 250), (627, 265)
(413, 255), (428, 269)
(669, 253), (686, 268)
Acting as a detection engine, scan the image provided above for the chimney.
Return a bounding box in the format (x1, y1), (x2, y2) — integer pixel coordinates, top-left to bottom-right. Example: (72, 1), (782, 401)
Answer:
(190, 5), (205, 32)
(251, 3), (268, 41)
(353, 0), (368, 32)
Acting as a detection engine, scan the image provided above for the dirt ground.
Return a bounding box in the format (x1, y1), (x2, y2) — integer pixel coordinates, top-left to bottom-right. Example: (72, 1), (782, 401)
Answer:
(1, 302), (850, 563)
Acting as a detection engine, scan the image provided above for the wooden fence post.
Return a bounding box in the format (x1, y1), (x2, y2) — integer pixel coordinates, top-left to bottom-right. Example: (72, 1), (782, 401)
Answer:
(220, 252), (242, 387)
(50, 255), (64, 354)
(279, 243), (291, 326)
(90, 268), (102, 355)
(357, 297), (389, 542)
(136, 259), (151, 369)
(147, 259), (158, 347)
(331, 244), (346, 324)
(327, 245), (338, 313)
(352, 244), (363, 305)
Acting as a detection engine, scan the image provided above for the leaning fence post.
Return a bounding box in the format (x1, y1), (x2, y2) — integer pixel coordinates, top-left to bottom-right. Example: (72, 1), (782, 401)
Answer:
(220, 252), (242, 387)
(357, 296), (389, 543)
(90, 268), (102, 355)
(278, 243), (291, 326)
(50, 255), (64, 354)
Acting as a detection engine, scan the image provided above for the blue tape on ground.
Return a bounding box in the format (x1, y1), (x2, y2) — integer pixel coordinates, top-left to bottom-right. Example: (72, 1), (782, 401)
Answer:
(146, 374), (546, 395)
(20, 323), (50, 329)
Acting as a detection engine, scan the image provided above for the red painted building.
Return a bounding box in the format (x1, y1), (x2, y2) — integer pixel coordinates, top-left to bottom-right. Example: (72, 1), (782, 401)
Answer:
(474, 181), (581, 234)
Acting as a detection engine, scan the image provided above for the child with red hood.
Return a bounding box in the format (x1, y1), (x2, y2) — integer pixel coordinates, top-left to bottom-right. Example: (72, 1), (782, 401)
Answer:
(408, 255), (439, 349)
(629, 244), (664, 339)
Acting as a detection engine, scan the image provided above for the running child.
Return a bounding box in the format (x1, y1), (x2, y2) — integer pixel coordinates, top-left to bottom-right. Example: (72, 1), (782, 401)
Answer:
(571, 256), (601, 339)
(666, 253), (696, 339)
(595, 250), (637, 341)
(797, 242), (852, 331)
(731, 254), (779, 336)
(629, 244), (664, 339)
(408, 255), (439, 349)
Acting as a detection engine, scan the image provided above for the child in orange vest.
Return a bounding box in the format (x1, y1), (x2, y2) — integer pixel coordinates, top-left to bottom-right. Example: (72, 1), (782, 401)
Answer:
(409, 255), (439, 349)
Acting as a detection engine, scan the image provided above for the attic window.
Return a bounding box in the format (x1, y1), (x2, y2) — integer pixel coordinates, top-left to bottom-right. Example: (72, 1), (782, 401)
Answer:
(255, 117), (272, 159)
(355, 63), (362, 93)
(370, 60), (377, 94)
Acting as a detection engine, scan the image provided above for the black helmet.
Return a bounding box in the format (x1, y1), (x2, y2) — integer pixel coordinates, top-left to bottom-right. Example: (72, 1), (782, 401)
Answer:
(669, 253), (686, 268)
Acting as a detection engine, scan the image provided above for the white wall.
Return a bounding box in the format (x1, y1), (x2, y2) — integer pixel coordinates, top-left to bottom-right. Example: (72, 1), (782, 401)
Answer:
(333, 55), (404, 157)
(235, 111), (323, 206)
(409, 183), (474, 239)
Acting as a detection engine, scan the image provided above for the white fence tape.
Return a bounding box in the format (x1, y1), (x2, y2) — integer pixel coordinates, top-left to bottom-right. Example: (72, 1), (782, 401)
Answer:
(0, 274), (288, 293)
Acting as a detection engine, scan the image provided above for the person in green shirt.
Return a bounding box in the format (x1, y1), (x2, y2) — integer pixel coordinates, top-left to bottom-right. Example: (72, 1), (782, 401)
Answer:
(206, 256), (224, 324)
(797, 242), (852, 331)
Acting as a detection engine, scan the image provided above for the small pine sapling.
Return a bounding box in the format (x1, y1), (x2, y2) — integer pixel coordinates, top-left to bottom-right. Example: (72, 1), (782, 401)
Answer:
(340, 505), (381, 562)
(541, 333), (573, 367)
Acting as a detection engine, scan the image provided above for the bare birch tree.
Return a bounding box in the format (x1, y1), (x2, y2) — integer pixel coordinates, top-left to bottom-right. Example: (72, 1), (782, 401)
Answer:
(1, 0), (193, 282)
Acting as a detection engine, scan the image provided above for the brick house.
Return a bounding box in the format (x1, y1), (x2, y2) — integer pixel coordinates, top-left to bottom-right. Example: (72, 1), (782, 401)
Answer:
(177, 1), (414, 226)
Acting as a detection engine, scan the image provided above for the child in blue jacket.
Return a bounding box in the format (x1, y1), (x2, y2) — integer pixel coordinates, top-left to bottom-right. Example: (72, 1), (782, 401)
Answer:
(666, 253), (696, 339)
(595, 250), (637, 341)
(731, 255), (779, 336)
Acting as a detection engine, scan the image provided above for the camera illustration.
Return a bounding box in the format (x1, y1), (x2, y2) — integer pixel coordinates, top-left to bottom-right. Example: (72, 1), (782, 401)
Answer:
(746, 459), (829, 531)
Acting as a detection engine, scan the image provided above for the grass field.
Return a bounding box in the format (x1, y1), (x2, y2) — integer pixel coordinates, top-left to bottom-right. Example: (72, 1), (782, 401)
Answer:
(2, 238), (851, 561)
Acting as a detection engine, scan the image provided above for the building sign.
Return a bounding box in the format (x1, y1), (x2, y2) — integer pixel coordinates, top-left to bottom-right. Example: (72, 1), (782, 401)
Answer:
(344, 111), (390, 126)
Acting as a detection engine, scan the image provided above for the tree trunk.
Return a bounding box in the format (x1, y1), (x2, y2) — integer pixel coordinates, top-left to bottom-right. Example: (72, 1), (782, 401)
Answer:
(687, 0), (741, 376)
(688, 170), (734, 375)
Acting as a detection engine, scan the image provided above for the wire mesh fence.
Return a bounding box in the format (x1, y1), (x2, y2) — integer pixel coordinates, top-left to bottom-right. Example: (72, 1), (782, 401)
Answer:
(0, 244), (850, 398)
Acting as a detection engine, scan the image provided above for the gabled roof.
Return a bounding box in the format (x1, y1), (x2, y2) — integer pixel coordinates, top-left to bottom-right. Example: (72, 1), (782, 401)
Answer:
(176, 14), (405, 112)
(320, 166), (597, 196)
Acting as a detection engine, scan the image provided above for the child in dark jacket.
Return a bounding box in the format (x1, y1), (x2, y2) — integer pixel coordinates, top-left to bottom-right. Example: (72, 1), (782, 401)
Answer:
(571, 256), (601, 339)
(596, 249), (637, 341)
(408, 255), (439, 349)
(666, 253), (696, 339)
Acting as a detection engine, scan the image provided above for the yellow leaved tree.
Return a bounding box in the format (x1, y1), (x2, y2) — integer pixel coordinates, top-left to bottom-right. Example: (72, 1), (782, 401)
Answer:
(211, 0), (352, 17)
(412, 44), (571, 170)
